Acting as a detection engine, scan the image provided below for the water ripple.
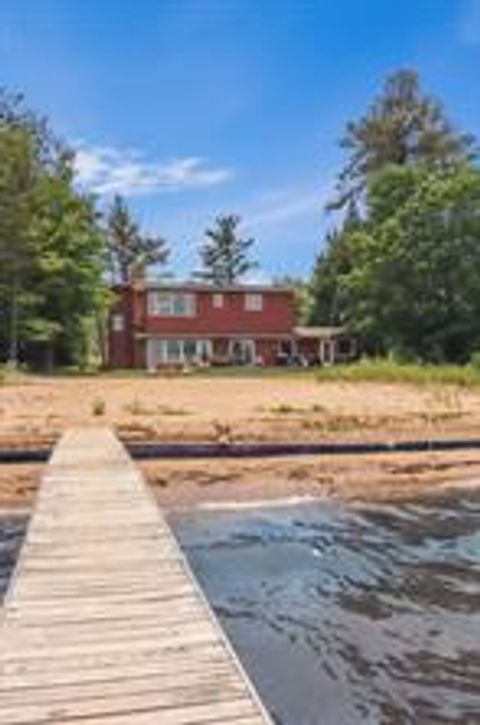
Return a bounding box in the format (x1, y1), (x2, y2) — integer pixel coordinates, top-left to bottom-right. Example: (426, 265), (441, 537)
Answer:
(173, 494), (480, 724)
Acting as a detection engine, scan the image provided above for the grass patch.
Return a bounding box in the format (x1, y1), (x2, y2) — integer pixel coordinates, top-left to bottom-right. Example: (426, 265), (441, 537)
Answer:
(263, 402), (328, 415)
(193, 366), (315, 379)
(0, 364), (33, 385)
(316, 360), (480, 387)
(157, 405), (190, 416)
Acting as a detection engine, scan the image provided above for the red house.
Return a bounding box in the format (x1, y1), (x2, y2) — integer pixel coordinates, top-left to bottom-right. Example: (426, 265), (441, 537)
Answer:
(108, 280), (355, 369)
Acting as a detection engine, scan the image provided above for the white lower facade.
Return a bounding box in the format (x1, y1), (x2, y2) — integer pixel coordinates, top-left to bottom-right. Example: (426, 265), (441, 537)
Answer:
(146, 336), (260, 369)
(146, 338), (213, 369)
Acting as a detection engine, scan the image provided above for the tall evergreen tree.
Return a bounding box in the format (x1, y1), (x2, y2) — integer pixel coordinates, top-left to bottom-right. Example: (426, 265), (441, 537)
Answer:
(310, 69), (480, 362)
(105, 195), (169, 284)
(331, 69), (476, 209)
(196, 214), (257, 285)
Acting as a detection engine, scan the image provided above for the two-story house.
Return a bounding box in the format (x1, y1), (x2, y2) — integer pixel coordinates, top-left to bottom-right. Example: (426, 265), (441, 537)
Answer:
(108, 280), (355, 369)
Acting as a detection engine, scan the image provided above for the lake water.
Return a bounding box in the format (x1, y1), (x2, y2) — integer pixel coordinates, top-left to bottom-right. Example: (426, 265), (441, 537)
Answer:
(1, 494), (480, 724)
(173, 495), (480, 724)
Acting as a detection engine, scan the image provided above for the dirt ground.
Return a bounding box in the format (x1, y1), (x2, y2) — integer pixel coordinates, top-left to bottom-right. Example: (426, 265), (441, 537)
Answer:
(2, 374), (480, 511)
(2, 374), (480, 448)
(2, 450), (480, 513)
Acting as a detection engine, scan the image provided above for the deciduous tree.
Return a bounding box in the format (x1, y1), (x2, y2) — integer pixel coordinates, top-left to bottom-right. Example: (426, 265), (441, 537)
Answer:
(0, 89), (109, 369)
(340, 164), (480, 362)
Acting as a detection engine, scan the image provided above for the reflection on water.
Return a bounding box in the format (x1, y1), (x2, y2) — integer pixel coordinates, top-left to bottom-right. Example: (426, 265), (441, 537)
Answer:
(0, 517), (27, 601)
(173, 495), (480, 725)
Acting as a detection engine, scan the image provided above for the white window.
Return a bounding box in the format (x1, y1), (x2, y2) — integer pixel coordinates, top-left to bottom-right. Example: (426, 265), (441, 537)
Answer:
(196, 339), (212, 363)
(165, 339), (183, 362)
(245, 293), (263, 312)
(212, 293), (224, 309)
(184, 339), (197, 361)
(148, 291), (196, 317)
(112, 314), (124, 332)
(147, 339), (212, 369)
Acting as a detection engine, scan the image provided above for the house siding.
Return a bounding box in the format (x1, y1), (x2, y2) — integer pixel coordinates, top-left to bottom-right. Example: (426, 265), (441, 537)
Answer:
(108, 285), (295, 369)
(108, 287), (136, 369)
(141, 289), (295, 336)
(108, 283), (355, 369)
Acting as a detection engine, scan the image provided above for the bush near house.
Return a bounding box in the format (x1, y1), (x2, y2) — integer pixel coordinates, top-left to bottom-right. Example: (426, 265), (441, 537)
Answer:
(316, 359), (480, 387)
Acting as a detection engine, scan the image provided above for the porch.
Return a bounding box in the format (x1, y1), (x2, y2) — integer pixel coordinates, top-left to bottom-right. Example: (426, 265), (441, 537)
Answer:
(293, 326), (357, 366)
(141, 335), (294, 370)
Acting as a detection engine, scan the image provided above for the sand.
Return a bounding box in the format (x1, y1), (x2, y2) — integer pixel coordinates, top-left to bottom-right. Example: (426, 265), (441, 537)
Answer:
(2, 449), (480, 513)
(2, 374), (480, 447)
(2, 374), (480, 511)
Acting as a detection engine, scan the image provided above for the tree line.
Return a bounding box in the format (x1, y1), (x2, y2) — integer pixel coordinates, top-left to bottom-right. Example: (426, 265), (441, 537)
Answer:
(309, 70), (480, 363)
(0, 90), (256, 369)
(2, 69), (479, 370)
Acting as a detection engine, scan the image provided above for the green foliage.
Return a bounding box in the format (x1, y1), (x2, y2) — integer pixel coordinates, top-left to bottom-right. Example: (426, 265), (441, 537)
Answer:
(193, 366), (314, 379)
(0, 88), (109, 369)
(331, 69), (476, 209)
(308, 229), (355, 326)
(273, 276), (312, 323)
(311, 69), (480, 364)
(316, 359), (480, 387)
(341, 164), (480, 361)
(469, 351), (480, 371)
(196, 214), (257, 285)
(105, 195), (169, 284)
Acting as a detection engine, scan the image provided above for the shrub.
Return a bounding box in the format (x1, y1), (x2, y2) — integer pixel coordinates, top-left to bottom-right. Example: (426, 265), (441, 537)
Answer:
(316, 358), (480, 387)
(469, 351), (480, 371)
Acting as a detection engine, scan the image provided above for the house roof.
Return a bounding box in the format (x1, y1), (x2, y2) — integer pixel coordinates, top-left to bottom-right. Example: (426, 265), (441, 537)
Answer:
(125, 279), (294, 294)
(294, 326), (346, 339)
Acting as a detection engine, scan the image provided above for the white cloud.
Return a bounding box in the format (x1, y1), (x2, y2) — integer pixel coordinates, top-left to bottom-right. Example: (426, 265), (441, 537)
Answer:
(242, 184), (331, 231)
(460, 0), (480, 44)
(73, 143), (233, 196)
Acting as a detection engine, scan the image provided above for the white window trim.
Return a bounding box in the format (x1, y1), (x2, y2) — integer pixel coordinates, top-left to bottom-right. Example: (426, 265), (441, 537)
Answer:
(148, 291), (196, 317)
(245, 293), (263, 312)
(147, 338), (212, 369)
(112, 313), (124, 332)
(212, 293), (224, 309)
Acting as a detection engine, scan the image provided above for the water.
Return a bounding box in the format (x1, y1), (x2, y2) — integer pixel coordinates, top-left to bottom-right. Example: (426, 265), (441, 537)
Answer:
(1, 497), (479, 723)
(173, 495), (480, 725)
(0, 516), (27, 601)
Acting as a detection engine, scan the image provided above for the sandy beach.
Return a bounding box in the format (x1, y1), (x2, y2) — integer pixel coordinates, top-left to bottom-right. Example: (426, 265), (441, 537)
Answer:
(2, 374), (480, 511)
(2, 449), (480, 513)
(2, 374), (480, 446)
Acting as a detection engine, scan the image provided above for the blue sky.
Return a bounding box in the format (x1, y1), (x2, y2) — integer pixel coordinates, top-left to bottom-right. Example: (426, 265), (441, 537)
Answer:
(1, 0), (479, 280)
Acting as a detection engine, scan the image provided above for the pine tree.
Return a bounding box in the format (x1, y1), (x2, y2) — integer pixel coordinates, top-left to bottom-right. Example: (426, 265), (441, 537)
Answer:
(106, 195), (169, 284)
(331, 69), (476, 209)
(196, 214), (257, 285)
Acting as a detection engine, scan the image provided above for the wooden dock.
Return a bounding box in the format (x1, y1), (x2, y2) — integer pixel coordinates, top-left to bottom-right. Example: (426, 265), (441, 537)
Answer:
(0, 428), (271, 724)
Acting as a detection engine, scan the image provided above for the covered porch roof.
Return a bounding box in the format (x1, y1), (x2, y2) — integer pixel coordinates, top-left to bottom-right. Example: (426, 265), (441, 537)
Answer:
(293, 326), (346, 340)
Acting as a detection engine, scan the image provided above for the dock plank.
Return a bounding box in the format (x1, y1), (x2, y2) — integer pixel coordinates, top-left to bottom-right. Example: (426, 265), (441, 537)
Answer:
(0, 429), (271, 724)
